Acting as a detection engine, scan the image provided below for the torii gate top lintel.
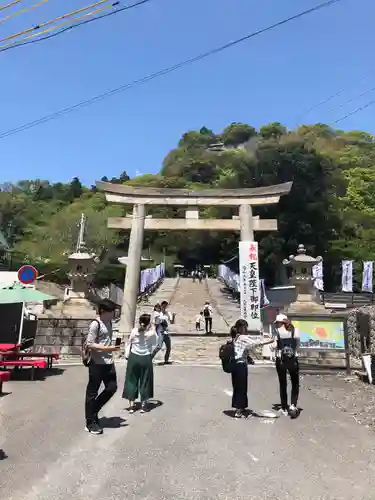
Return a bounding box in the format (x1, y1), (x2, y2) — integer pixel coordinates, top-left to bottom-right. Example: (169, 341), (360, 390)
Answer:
(96, 181), (293, 206)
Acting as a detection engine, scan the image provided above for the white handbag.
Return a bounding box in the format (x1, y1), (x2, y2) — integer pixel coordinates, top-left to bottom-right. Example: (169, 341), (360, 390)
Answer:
(125, 338), (132, 360)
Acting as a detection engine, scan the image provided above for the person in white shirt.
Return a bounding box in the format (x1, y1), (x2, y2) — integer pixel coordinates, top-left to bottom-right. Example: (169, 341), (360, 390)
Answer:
(195, 311), (203, 331)
(123, 313), (161, 413)
(153, 300), (175, 364)
(271, 313), (300, 417)
(203, 302), (213, 334)
(230, 319), (274, 418)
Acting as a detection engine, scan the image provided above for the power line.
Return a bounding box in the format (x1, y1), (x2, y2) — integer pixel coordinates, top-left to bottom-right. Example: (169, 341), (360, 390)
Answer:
(295, 74), (368, 125)
(0, 0), (50, 25)
(326, 85), (375, 114)
(334, 100), (375, 124)
(0, 0), (344, 140)
(0, 0), (151, 50)
(1, 1), (118, 47)
(0, 0), (23, 12)
(0, 0), (115, 45)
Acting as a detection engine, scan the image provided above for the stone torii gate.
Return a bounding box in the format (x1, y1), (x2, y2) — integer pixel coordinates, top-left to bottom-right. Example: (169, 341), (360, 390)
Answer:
(97, 181), (292, 336)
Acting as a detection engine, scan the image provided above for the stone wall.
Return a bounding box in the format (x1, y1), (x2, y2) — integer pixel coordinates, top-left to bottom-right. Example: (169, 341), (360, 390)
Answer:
(34, 317), (92, 358)
(347, 306), (375, 358)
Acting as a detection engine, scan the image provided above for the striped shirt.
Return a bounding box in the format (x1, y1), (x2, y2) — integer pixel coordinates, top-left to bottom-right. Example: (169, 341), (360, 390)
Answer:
(233, 335), (264, 362)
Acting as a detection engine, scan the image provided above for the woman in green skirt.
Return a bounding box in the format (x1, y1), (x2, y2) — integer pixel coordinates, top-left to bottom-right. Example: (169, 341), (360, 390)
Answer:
(123, 313), (160, 413)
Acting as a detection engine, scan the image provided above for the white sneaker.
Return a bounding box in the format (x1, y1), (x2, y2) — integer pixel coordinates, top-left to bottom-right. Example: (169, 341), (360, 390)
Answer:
(279, 408), (288, 416)
(289, 404), (298, 415)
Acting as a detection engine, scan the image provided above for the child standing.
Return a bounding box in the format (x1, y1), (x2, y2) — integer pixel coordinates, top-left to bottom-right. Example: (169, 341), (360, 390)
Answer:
(195, 311), (203, 331)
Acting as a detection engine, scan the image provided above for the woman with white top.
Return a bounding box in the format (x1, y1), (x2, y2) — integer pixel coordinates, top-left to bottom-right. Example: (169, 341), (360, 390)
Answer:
(123, 313), (161, 413)
(272, 313), (300, 417)
(230, 319), (274, 418)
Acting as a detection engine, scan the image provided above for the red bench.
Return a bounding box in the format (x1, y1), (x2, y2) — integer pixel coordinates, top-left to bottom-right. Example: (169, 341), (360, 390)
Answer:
(11, 353), (60, 369)
(0, 360), (47, 380)
(0, 371), (10, 394)
(0, 352), (60, 369)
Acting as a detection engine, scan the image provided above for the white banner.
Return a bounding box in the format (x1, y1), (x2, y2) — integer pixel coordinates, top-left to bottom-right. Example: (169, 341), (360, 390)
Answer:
(341, 260), (353, 293)
(218, 264), (268, 307)
(239, 241), (261, 331)
(362, 261), (373, 293)
(312, 261), (324, 291)
(139, 262), (165, 293)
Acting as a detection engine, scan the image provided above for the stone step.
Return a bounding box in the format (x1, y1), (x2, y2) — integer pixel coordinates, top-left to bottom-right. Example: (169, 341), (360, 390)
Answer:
(299, 350), (346, 360)
(151, 277), (229, 335)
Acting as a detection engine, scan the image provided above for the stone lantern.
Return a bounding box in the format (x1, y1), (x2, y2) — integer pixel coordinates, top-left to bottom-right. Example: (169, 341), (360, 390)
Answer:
(283, 244), (325, 313)
(62, 214), (99, 316)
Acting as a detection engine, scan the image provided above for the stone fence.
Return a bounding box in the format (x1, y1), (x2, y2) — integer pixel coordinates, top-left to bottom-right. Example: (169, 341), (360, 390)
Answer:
(347, 306), (375, 359)
(34, 317), (91, 358)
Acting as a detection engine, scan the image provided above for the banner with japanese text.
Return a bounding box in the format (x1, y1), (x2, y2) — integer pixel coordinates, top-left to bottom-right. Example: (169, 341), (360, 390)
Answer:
(239, 241), (261, 331)
(312, 261), (324, 291)
(341, 260), (353, 293)
(362, 261), (373, 293)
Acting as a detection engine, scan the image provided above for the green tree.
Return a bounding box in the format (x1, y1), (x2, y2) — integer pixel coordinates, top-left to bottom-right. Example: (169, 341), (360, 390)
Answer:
(221, 122), (257, 146)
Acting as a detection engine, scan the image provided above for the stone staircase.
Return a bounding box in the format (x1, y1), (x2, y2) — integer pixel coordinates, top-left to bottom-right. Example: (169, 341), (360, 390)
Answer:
(206, 278), (240, 327)
(134, 277), (230, 365)
(134, 278), (179, 321)
(168, 278), (229, 335)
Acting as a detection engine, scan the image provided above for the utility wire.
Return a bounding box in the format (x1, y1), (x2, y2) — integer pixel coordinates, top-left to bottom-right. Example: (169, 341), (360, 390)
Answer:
(2, 2), (117, 48)
(0, 0), (114, 44)
(326, 85), (375, 115)
(334, 100), (375, 124)
(0, 0), (23, 12)
(0, 0), (149, 48)
(0, 0), (50, 25)
(295, 74), (368, 125)
(0, 0), (343, 140)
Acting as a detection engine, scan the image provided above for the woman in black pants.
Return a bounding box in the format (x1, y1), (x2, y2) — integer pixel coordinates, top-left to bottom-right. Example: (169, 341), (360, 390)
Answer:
(230, 319), (274, 418)
(272, 314), (300, 417)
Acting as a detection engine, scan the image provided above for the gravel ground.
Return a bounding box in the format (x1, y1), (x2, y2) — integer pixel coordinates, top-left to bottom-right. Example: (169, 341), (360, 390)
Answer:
(302, 372), (375, 429)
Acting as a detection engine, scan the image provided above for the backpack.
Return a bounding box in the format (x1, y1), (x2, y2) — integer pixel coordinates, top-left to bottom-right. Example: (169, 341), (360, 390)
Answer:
(82, 319), (100, 367)
(203, 307), (210, 318)
(219, 339), (236, 373)
(278, 327), (296, 365)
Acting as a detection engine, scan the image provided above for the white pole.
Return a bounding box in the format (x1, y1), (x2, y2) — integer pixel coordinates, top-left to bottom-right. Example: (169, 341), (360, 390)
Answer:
(18, 302), (25, 346)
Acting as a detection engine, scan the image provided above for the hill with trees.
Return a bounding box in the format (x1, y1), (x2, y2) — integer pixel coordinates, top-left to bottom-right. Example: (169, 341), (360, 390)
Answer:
(1, 121), (374, 290)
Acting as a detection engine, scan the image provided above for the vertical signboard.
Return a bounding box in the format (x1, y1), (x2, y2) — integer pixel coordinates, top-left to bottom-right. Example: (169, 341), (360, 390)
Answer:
(239, 241), (261, 332)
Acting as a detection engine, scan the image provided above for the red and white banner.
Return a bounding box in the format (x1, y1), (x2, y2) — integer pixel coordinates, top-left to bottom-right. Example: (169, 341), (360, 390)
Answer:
(239, 241), (261, 332)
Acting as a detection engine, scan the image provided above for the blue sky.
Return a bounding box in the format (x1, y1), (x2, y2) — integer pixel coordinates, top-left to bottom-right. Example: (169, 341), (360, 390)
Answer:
(0, 0), (373, 186)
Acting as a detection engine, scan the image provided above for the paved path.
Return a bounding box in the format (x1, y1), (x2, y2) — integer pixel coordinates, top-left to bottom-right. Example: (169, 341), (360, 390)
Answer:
(2, 365), (375, 499)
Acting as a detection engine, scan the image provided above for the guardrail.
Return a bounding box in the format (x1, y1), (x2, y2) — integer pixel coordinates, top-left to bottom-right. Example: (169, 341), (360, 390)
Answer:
(136, 277), (164, 305)
(320, 292), (375, 307)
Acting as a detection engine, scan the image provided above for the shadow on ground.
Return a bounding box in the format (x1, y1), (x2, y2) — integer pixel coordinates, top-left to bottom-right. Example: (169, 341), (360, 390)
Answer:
(124, 400), (164, 413)
(99, 416), (128, 429)
(222, 409), (278, 419)
(8, 367), (65, 382)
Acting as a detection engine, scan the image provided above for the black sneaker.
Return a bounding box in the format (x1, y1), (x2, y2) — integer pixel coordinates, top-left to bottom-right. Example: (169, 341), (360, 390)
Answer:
(85, 422), (103, 434)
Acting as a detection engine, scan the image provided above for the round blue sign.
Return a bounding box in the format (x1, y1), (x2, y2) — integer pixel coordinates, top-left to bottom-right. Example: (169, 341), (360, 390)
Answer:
(18, 265), (38, 285)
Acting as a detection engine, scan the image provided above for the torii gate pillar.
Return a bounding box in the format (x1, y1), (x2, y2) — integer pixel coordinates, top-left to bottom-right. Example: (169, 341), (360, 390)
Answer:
(239, 204), (254, 241)
(120, 203), (145, 337)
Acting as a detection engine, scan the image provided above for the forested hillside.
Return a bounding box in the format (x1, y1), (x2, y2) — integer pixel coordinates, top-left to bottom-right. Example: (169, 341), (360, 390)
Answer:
(1, 121), (374, 290)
